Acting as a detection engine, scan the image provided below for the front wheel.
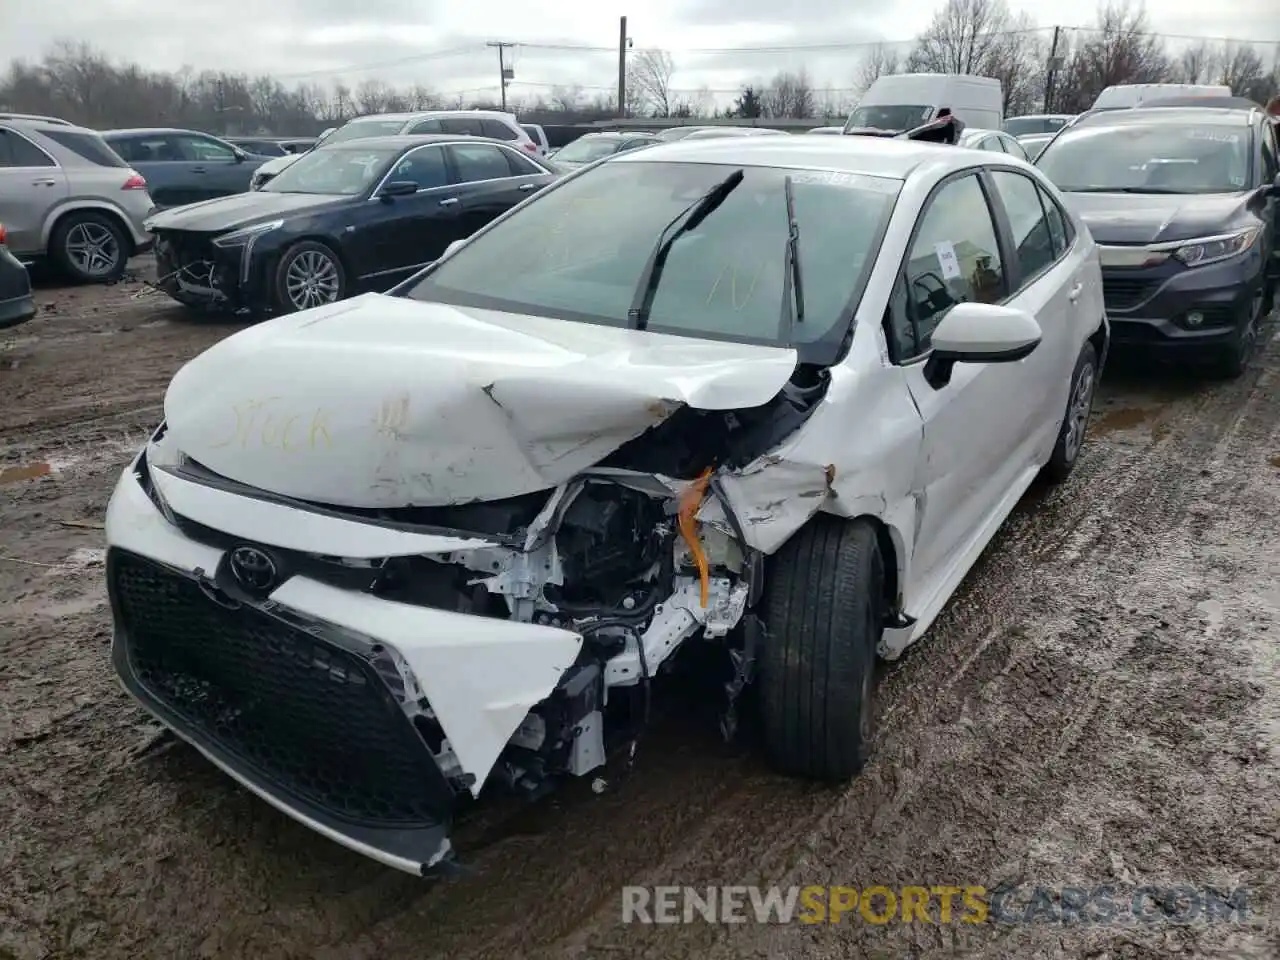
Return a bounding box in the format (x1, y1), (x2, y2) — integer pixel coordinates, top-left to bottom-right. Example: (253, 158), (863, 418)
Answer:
(758, 515), (884, 782)
(273, 241), (346, 314)
(1042, 341), (1098, 485)
(1213, 286), (1266, 380)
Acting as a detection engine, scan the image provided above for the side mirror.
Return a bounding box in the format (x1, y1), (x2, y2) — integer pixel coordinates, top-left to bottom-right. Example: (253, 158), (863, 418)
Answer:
(378, 180), (419, 200)
(232, 148), (248, 163)
(924, 301), (1042, 389)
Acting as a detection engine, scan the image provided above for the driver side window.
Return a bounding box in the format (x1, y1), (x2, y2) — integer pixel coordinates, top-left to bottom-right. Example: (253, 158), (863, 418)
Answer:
(890, 173), (1006, 359)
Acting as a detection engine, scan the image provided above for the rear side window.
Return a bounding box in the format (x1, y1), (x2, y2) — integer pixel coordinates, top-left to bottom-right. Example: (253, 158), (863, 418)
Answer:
(0, 129), (56, 167)
(480, 119), (518, 140)
(1036, 183), (1072, 257)
(407, 118), (442, 134)
(112, 136), (183, 162)
(988, 170), (1057, 286)
(38, 128), (127, 167)
(439, 117), (481, 136)
(447, 143), (514, 182)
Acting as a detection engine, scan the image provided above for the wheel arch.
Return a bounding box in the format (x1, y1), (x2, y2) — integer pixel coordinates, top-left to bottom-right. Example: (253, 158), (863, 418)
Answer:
(43, 202), (137, 256)
(277, 234), (354, 282)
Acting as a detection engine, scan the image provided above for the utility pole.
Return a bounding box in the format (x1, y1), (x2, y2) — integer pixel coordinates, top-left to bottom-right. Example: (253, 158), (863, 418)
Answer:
(1044, 26), (1062, 113)
(487, 41), (515, 111)
(617, 16), (629, 119)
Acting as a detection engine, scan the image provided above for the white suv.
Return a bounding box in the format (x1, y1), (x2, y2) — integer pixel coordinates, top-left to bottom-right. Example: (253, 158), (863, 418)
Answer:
(249, 110), (537, 190)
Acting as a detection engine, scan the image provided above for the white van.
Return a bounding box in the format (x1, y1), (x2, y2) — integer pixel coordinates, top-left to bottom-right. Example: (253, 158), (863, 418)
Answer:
(1091, 83), (1233, 110)
(844, 74), (1003, 134)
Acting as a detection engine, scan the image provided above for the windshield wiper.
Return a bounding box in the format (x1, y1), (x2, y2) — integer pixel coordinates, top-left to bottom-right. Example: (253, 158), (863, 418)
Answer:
(780, 174), (804, 338)
(627, 169), (745, 330)
(1069, 186), (1189, 194)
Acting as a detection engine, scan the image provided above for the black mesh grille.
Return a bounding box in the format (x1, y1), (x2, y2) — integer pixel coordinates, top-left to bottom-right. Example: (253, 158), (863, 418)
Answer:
(111, 550), (451, 826)
(1102, 276), (1155, 310)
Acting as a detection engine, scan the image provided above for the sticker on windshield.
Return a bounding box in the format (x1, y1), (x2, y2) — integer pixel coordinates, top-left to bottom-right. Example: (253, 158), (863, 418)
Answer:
(1187, 130), (1239, 143)
(788, 170), (899, 193)
(934, 241), (963, 280)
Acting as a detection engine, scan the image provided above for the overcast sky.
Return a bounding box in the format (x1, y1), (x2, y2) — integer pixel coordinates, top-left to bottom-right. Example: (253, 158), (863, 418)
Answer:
(4, 0), (1278, 104)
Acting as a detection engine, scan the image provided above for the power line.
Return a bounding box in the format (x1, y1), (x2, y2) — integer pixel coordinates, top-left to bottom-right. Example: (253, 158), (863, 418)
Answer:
(272, 45), (484, 81)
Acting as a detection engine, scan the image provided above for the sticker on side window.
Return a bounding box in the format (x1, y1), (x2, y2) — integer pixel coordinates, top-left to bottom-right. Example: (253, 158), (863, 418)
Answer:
(934, 241), (963, 280)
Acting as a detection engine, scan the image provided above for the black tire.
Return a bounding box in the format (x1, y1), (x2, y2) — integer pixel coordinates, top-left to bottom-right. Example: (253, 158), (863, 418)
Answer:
(49, 211), (128, 283)
(1214, 285), (1266, 380)
(758, 515), (884, 782)
(1042, 341), (1099, 485)
(272, 240), (347, 314)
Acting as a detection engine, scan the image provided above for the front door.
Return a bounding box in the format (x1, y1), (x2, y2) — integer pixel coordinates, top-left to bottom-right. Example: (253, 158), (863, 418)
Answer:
(444, 142), (554, 238)
(896, 171), (1032, 587)
(359, 144), (465, 284)
(172, 134), (249, 201)
(0, 127), (67, 256)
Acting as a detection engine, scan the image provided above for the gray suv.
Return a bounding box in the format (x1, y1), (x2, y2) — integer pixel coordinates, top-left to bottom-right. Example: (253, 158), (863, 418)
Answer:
(0, 118), (153, 282)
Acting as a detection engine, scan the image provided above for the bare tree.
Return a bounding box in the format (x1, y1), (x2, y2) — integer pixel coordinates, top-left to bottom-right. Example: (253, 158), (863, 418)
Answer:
(356, 79), (394, 114)
(1175, 41), (1217, 83)
(763, 69), (816, 118)
(1218, 43), (1265, 96)
(856, 43), (902, 95)
(549, 84), (584, 113)
(627, 48), (677, 117)
(1056, 2), (1170, 113)
(984, 12), (1046, 116)
(906, 0), (1014, 74)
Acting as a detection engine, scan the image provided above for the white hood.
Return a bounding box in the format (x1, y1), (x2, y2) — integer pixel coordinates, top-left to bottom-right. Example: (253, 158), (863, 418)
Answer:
(254, 152), (302, 178)
(164, 293), (798, 508)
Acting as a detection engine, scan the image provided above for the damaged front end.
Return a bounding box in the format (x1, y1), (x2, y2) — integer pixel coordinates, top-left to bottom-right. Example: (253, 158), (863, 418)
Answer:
(106, 340), (836, 874)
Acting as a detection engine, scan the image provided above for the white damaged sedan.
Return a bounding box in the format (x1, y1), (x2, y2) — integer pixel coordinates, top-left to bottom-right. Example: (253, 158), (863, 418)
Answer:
(105, 134), (1108, 874)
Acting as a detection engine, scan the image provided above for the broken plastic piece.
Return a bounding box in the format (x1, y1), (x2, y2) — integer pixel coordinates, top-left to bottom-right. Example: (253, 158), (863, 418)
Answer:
(678, 466), (713, 607)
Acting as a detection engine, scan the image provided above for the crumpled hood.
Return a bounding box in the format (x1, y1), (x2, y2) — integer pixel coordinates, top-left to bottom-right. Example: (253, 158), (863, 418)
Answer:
(163, 293), (798, 508)
(1062, 191), (1250, 245)
(254, 152), (302, 178)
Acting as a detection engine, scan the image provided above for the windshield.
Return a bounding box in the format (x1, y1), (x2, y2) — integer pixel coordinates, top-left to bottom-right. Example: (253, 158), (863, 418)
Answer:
(1004, 116), (1067, 136)
(1037, 123), (1252, 194)
(261, 144), (401, 195)
(846, 105), (932, 131)
(323, 119), (407, 145)
(555, 137), (623, 163)
(405, 161), (901, 360)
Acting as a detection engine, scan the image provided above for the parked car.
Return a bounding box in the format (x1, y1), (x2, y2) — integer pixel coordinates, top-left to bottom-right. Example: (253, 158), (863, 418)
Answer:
(847, 73), (1005, 133)
(1092, 83), (1233, 110)
(1003, 114), (1075, 137)
(545, 131), (661, 171)
(0, 117), (153, 281)
(1036, 104), (1280, 377)
(1016, 133), (1054, 160)
(807, 126), (845, 134)
(101, 128), (271, 208)
(279, 138), (317, 154)
(227, 137), (291, 157)
(959, 128), (1031, 161)
(0, 113), (72, 126)
(681, 127), (789, 140)
(143, 134), (556, 316)
(250, 111), (539, 191)
(0, 223), (36, 328)
(521, 123), (550, 156)
(107, 130), (1107, 874)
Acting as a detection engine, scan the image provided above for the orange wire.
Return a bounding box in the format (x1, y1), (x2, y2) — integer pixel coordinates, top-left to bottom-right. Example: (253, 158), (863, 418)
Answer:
(678, 466), (713, 608)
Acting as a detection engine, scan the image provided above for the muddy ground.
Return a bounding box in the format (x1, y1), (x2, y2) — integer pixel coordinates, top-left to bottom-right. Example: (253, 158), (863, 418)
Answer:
(2, 267), (1279, 959)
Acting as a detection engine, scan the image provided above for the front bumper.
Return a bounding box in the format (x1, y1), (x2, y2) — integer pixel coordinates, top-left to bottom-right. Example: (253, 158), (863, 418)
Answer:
(104, 456), (582, 872)
(0, 247), (36, 328)
(1100, 248), (1266, 355)
(152, 232), (269, 314)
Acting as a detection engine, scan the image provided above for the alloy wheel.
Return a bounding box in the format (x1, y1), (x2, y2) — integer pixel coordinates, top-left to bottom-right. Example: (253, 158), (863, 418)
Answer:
(285, 250), (341, 310)
(65, 221), (121, 278)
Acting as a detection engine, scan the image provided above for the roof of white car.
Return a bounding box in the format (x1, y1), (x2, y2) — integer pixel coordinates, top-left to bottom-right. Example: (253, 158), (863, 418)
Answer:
(348, 109), (517, 124)
(610, 133), (973, 180)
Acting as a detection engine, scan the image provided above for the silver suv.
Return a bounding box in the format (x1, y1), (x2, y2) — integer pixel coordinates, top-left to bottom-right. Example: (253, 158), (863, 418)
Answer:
(0, 118), (154, 282)
(250, 110), (539, 190)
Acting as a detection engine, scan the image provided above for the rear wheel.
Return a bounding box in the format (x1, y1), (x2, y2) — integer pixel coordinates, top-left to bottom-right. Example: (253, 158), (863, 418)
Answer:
(1042, 341), (1098, 484)
(50, 212), (128, 283)
(272, 241), (346, 314)
(758, 515), (883, 782)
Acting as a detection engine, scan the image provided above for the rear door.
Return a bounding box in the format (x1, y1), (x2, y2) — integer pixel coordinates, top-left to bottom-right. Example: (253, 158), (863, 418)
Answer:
(172, 133), (252, 200)
(109, 134), (196, 207)
(443, 143), (553, 237)
(0, 126), (67, 256)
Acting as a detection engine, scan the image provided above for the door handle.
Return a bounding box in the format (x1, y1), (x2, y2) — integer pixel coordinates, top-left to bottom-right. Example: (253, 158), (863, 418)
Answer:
(518, 183), (536, 192)
(439, 197), (459, 207)
(191, 166), (207, 174)
(31, 178), (57, 186)
(1068, 281), (1084, 303)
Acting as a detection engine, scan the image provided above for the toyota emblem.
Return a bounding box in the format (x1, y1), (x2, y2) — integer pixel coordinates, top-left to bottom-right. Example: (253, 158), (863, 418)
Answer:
(229, 546), (277, 592)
